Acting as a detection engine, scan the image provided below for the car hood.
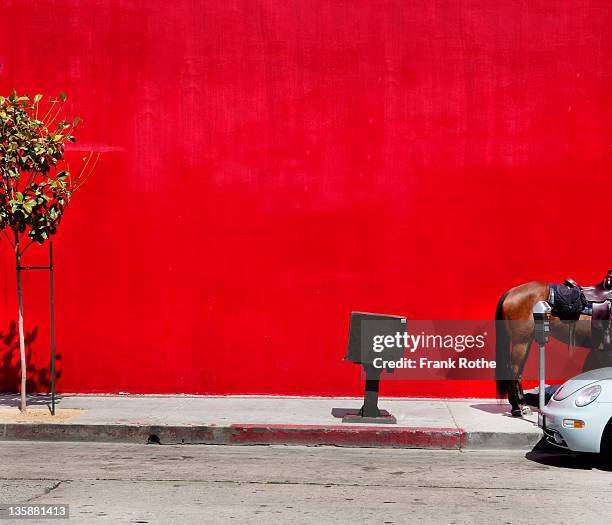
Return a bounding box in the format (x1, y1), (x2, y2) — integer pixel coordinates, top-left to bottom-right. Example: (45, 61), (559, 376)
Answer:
(565, 367), (612, 383)
(555, 367), (612, 400)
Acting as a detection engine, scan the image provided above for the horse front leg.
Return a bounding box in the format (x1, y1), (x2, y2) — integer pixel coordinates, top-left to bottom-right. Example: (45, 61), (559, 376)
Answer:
(509, 341), (533, 417)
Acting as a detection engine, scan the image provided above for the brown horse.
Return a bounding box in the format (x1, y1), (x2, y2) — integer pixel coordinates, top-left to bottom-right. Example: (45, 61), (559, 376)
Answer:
(495, 281), (612, 417)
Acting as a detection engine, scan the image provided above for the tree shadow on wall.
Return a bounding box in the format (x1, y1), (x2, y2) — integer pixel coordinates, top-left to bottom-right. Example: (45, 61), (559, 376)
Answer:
(0, 320), (62, 406)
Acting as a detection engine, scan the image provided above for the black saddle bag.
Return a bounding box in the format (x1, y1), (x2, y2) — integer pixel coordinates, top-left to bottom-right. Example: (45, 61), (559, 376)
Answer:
(553, 284), (587, 321)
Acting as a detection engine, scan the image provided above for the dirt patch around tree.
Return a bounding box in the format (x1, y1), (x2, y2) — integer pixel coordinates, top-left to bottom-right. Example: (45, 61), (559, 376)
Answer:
(0, 408), (86, 422)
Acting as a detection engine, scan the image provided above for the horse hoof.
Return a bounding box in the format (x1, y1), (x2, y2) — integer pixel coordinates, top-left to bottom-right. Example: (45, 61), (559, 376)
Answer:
(521, 406), (532, 416)
(511, 409), (523, 417)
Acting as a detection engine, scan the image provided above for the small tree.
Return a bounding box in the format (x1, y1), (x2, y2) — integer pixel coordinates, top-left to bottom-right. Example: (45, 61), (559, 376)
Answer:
(0, 91), (95, 412)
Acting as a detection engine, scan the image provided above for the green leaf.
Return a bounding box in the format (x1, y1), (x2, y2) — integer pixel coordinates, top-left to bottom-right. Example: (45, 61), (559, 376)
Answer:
(0, 90), (92, 243)
(58, 92), (67, 103)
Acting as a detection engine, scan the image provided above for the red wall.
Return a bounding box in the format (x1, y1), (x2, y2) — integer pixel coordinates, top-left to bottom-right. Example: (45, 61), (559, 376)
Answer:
(1, 1), (612, 397)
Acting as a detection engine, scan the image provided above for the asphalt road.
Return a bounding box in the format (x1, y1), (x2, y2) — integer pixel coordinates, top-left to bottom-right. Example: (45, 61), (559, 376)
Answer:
(1, 442), (611, 524)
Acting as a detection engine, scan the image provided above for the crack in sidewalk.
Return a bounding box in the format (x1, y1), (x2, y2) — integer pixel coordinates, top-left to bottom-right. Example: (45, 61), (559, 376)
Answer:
(0, 477), (591, 492)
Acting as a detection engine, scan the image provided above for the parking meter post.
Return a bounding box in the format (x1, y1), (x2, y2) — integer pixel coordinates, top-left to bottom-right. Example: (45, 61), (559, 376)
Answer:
(539, 342), (545, 410)
(533, 301), (552, 411)
(361, 364), (381, 418)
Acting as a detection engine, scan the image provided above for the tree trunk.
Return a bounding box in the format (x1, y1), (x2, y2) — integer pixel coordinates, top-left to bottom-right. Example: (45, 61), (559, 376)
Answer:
(14, 231), (26, 412)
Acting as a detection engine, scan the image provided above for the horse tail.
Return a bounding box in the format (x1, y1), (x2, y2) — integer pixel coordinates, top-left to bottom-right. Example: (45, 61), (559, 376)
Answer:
(495, 291), (511, 399)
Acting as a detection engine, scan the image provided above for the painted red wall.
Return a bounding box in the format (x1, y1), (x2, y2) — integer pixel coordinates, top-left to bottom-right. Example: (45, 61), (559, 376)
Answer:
(1, 1), (611, 397)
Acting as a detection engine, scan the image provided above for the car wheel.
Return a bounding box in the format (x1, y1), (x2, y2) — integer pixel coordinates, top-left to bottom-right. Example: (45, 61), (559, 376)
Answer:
(600, 418), (612, 463)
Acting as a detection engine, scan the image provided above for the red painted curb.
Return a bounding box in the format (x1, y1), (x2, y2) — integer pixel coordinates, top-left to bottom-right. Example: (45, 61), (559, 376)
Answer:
(229, 424), (465, 449)
(1, 423), (470, 449)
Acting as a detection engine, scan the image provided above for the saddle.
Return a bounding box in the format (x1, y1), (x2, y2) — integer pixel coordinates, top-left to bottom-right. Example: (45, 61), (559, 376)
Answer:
(564, 271), (612, 304)
(575, 276), (612, 302)
(563, 271), (612, 349)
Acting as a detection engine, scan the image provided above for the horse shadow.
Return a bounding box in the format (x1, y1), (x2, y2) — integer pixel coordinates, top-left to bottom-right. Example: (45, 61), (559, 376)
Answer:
(469, 403), (540, 426)
(0, 320), (63, 410)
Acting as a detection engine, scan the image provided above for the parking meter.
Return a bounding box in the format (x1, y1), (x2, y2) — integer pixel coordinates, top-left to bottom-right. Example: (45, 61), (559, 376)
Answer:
(533, 301), (552, 345)
(533, 301), (552, 412)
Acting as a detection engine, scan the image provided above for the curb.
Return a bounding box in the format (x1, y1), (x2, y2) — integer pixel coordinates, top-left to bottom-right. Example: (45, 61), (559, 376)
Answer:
(465, 430), (542, 450)
(0, 423), (463, 449)
(0, 422), (541, 449)
(230, 424), (465, 449)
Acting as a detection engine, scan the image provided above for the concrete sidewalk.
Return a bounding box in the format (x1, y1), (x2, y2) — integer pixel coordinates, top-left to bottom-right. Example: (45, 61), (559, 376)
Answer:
(0, 395), (543, 450)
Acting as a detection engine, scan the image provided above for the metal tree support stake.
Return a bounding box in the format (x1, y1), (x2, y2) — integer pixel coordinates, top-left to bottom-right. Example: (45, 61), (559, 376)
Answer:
(17, 242), (56, 415)
(532, 301), (552, 412)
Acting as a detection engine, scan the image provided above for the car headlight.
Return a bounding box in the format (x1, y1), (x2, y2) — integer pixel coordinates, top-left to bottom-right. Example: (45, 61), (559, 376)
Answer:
(574, 384), (602, 407)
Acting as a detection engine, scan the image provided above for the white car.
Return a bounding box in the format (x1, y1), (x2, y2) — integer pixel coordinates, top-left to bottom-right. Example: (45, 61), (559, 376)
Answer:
(540, 367), (612, 455)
